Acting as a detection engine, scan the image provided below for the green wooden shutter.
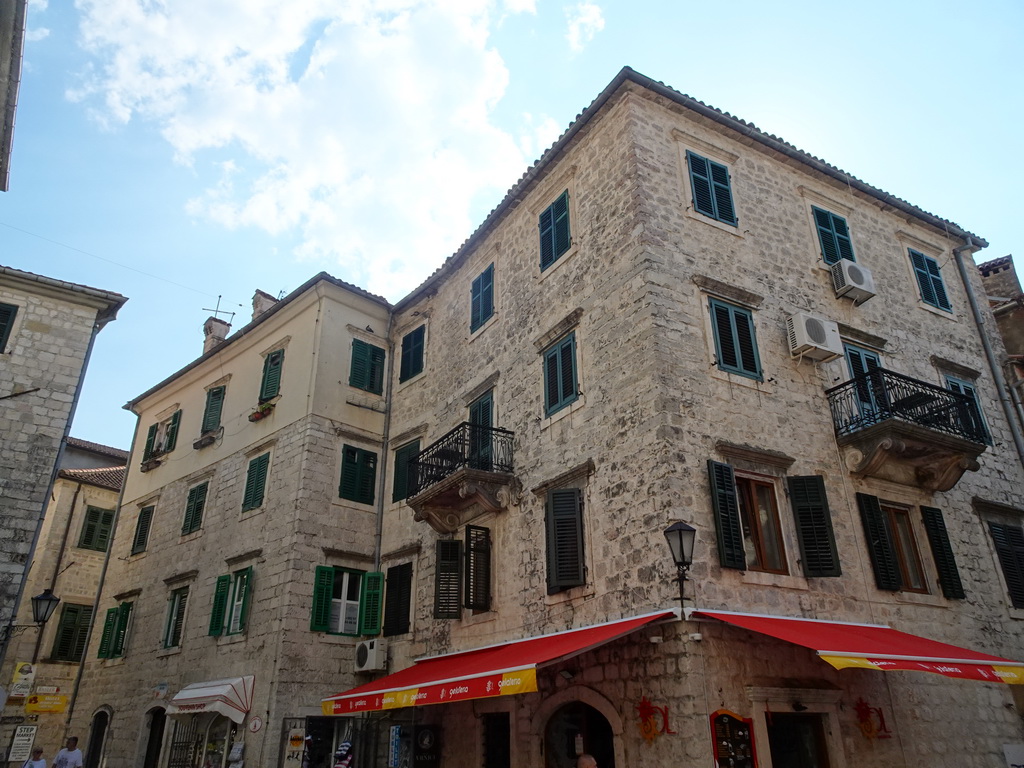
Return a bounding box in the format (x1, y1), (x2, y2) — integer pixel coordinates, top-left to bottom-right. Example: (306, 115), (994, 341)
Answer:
(787, 476), (841, 577)
(920, 507), (965, 599)
(166, 589), (188, 647)
(989, 522), (1024, 609)
(392, 441), (421, 502)
(711, 300), (738, 370)
(471, 264), (495, 331)
(260, 349), (285, 401)
(358, 571), (384, 635)
(465, 525), (492, 611)
(132, 506), (154, 554)
(733, 308), (760, 377)
(812, 207), (855, 265)
(399, 326), (425, 382)
(539, 193), (570, 270)
(0, 302), (17, 351)
(79, 507), (113, 551)
(358, 451), (377, 505)
(707, 460), (746, 570)
(310, 566), (334, 631)
(182, 482), (208, 534)
(340, 447), (377, 505)
(242, 453), (270, 511)
(687, 151), (716, 218)
(909, 249), (951, 311)
(544, 335), (578, 416)
(53, 604), (93, 661)
(97, 608), (118, 658)
(143, 423), (158, 461)
(434, 539), (463, 618)
(209, 574), (231, 636)
(546, 489), (585, 594)
(708, 160), (737, 224)
(237, 567), (253, 630)
(202, 387), (225, 433)
(382, 562), (413, 637)
(112, 602), (133, 657)
(164, 409), (181, 452)
(350, 339), (384, 393)
(710, 300), (760, 380)
(856, 493), (902, 591)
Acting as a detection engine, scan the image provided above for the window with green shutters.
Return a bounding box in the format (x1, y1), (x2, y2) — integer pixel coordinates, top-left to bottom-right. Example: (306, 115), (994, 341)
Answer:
(97, 602), (133, 659)
(786, 476), (841, 577)
(811, 206), (855, 265)
(468, 391), (493, 470)
(857, 494), (931, 593)
(181, 482), (209, 535)
(131, 505), (154, 555)
(434, 539), (462, 618)
(259, 349), (285, 402)
(709, 299), (761, 380)
(201, 386), (226, 434)
(920, 507), (965, 599)
(241, 453), (270, 511)
(707, 461), (747, 570)
(142, 409), (182, 462)
(686, 151), (737, 225)
(163, 587), (189, 648)
(908, 249), (952, 311)
(539, 190), (571, 270)
(465, 525), (491, 611)
(989, 521), (1024, 609)
(383, 562), (413, 636)
(349, 339), (386, 394)
(0, 302), (18, 353)
(392, 440), (420, 503)
(471, 264), (495, 331)
(945, 375), (990, 444)
(545, 489), (585, 594)
(209, 567), (252, 636)
(399, 326), (425, 382)
(310, 566), (383, 635)
(78, 506), (114, 552)
(51, 603), (94, 662)
(543, 333), (578, 417)
(340, 445), (377, 505)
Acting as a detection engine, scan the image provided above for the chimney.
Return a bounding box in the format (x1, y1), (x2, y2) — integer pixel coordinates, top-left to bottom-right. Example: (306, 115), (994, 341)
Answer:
(252, 290), (279, 321)
(203, 317), (231, 354)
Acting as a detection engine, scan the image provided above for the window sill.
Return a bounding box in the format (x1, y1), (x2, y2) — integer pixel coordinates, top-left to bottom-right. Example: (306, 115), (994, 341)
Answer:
(538, 244), (579, 282)
(916, 300), (955, 319)
(740, 570), (808, 591)
(892, 590), (947, 609)
(685, 208), (744, 238)
(469, 313), (498, 341)
(461, 609), (497, 627)
(100, 656), (126, 666)
(217, 633), (246, 647)
(179, 529), (204, 542)
(1008, 607), (1024, 621)
(708, 367), (772, 394)
(397, 371), (425, 391)
(542, 395), (586, 429)
(315, 633), (359, 645)
(156, 646), (182, 658)
(545, 583), (594, 606)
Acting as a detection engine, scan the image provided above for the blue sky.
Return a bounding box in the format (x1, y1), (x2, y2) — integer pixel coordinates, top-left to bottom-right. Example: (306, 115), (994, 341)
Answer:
(3, 0), (1022, 451)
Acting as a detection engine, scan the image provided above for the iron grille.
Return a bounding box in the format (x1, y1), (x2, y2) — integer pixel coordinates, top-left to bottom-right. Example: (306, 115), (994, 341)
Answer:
(408, 422), (514, 496)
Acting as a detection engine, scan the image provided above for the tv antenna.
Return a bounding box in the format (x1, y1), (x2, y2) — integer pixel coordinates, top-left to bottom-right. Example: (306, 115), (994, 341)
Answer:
(202, 295), (237, 325)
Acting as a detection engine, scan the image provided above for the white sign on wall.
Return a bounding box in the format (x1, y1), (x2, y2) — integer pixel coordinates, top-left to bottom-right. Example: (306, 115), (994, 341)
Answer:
(1003, 743), (1024, 768)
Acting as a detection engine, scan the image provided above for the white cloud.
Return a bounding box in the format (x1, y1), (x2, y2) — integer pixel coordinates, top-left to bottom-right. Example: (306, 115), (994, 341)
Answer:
(565, 2), (603, 54)
(68, 0), (533, 299)
(25, 27), (50, 42)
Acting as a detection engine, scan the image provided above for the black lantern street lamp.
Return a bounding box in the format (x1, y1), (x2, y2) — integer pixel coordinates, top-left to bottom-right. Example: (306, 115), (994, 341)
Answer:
(664, 522), (696, 611)
(30, 589), (61, 625)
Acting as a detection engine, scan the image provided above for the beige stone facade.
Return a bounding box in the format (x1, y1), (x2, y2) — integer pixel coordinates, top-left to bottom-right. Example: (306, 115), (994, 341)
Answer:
(71, 69), (1024, 768)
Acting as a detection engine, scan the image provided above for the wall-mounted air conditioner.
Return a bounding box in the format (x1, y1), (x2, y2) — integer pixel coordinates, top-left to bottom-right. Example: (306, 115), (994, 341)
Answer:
(787, 312), (843, 362)
(354, 639), (387, 673)
(831, 259), (876, 303)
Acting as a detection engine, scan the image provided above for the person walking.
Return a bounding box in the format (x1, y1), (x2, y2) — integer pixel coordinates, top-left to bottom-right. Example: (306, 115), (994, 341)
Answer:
(22, 747), (46, 768)
(52, 737), (83, 768)
(576, 755), (597, 768)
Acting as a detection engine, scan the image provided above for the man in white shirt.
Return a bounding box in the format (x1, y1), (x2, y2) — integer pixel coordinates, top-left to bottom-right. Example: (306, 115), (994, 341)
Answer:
(52, 737), (83, 768)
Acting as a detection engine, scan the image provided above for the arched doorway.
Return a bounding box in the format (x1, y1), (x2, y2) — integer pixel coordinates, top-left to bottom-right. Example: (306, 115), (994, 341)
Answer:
(84, 710), (109, 768)
(544, 701), (614, 768)
(143, 707), (166, 768)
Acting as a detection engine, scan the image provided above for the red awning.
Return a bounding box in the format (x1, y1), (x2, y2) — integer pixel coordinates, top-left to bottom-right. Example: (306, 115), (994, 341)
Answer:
(691, 610), (1024, 684)
(323, 610), (676, 714)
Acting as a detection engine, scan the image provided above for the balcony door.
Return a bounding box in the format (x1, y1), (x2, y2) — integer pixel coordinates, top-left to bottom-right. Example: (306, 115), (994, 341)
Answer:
(469, 391), (494, 471)
(844, 344), (883, 418)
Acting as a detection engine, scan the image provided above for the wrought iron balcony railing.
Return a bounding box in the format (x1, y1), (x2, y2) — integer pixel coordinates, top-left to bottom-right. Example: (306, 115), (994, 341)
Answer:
(408, 422), (515, 497)
(825, 368), (991, 445)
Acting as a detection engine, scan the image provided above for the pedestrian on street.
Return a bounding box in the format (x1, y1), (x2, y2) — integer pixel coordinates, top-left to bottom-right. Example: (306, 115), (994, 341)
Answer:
(22, 747), (46, 768)
(53, 737), (83, 768)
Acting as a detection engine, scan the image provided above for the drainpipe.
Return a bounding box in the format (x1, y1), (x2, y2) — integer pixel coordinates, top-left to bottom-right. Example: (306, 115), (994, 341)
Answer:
(952, 240), (1024, 471)
(373, 312), (397, 573)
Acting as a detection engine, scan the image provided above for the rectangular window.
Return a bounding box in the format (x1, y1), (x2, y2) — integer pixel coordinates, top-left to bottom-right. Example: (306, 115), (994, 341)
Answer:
(131, 505), (154, 555)
(349, 338), (386, 394)
(686, 150), (737, 225)
(392, 440), (421, 503)
(543, 333), (579, 416)
(143, 409), (182, 461)
(811, 206), (855, 265)
(399, 326), (425, 382)
(164, 587), (189, 648)
(201, 386), (226, 434)
(50, 603), (94, 662)
(339, 446), (377, 505)
(539, 190), (571, 270)
(909, 249), (952, 311)
(97, 602), (133, 659)
(182, 482), (209, 535)
(545, 488), (585, 594)
(709, 298), (761, 380)
(434, 539), (462, 619)
(786, 476), (841, 577)
(259, 349), (285, 402)
(241, 453), (270, 511)
(989, 521), (1024, 609)
(209, 567), (252, 636)
(78, 506), (114, 552)
(382, 562), (413, 636)
(471, 264), (495, 331)
(468, 391), (494, 470)
(0, 302), (17, 352)
(857, 494), (933, 593)
(734, 474), (787, 574)
(945, 375), (990, 443)
(310, 566), (383, 635)
(465, 525), (492, 611)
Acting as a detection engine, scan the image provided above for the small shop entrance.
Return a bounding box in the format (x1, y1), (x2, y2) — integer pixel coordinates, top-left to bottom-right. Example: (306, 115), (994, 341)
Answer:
(766, 713), (831, 768)
(544, 702), (614, 768)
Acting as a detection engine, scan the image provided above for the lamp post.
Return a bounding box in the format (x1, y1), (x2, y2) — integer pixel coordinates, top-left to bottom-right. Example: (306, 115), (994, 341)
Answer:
(0, 589), (61, 642)
(664, 522), (696, 611)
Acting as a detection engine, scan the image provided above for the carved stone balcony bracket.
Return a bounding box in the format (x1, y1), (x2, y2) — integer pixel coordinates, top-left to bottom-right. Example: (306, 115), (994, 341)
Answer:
(409, 468), (522, 534)
(837, 421), (985, 492)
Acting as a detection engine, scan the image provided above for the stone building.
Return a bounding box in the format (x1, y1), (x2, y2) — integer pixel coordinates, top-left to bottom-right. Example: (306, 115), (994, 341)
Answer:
(0, 0), (27, 190)
(0, 437), (126, 761)
(74, 68), (1024, 768)
(978, 256), (1024, 435)
(0, 266), (125, 667)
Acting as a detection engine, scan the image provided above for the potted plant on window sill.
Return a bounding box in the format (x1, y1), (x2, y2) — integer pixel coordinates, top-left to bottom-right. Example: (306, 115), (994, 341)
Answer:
(248, 401), (276, 422)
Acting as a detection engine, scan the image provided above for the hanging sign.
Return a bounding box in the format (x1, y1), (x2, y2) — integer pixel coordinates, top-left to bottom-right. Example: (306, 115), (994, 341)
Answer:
(9, 725), (37, 762)
(9, 663), (35, 698)
(710, 709), (756, 768)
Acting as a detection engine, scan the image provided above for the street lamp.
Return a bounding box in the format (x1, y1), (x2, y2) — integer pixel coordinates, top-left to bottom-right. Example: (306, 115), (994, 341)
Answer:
(0, 589), (61, 641)
(664, 522), (696, 611)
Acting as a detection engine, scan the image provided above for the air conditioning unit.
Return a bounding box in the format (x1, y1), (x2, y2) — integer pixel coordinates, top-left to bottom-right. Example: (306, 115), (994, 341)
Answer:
(787, 312), (843, 362)
(354, 639), (387, 673)
(831, 259), (876, 303)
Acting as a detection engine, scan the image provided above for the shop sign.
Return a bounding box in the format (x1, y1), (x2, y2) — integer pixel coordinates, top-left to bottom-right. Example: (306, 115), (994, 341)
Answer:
(283, 728), (305, 764)
(854, 698), (892, 740)
(635, 695), (675, 742)
(9, 662), (35, 698)
(9, 724), (37, 762)
(388, 725), (402, 768)
(24, 695), (68, 714)
(710, 709), (756, 768)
